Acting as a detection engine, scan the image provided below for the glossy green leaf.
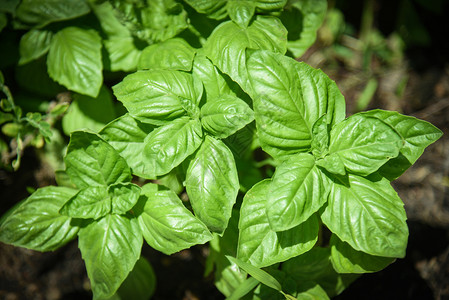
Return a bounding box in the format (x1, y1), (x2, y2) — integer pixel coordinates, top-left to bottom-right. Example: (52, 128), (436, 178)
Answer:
(204, 16), (287, 93)
(78, 214), (143, 300)
(113, 70), (201, 125)
(227, 1), (256, 28)
(227, 277), (259, 300)
(136, 183), (212, 255)
(280, 0), (327, 58)
(186, 136), (239, 234)
(311, 114), (330, 158)
(330, 235), (394, 274)
(361, 109), (443, 180)
(91, 1), (130, 37)
(282, 247), (357, 297)
(47, 27), (102, 97)
(62, 86), (116, 135)
(65, 131), (132, 189)
(200, 95), (254, 139)
(183, 0), (228, 19)
(16, 0), (90, 27)
(19, 29), (53, 65)
(227, 256), (282, 291)
(192, 53), (235, 100)
(104, 36), (141, 72)
(138, 38), (196, 71)
(248, 50), (345, 159)
(327, 114), (403, 176)
(143, 117), (203, 177)
(238, 179), (319, 267)
(109, 183), (140, 215)
(100, 114), (155, 178)
(115, 256), (156, 300)
(0, 186), (79, 251)
(267, 153), (328, 231)
(60, 186), (111, 220)
(321, 174), (408, 258)
(205, 210), (247, 297)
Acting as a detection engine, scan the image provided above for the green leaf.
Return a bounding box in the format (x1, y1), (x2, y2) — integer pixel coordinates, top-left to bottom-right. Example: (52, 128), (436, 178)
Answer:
(100, 114), (155, 178)
(16, 0), (90, 27)
(138, 38), (196, 71)
(267, 153), (328, 231)
(186, 136), (239, 234)
(136, 183), (212, 255)
(19, 29), (53, 65)
(62, 86), (116, 135)
(247, 50), (345, 159)
(104, 36), (142, 72)
(237, 179), (319, 267)
(204, 16), (287, 94)
(321, 174), (408, 258)
(227, 1), (256, 28)
(280, 0), (327, 58)
(327, 114), (403, 176)
(65, 131), (132, 189)
(311, 114), (330, 158)
(78, 214), (143, 300)
(60, 186), (111, 220)
(361, 109), (443, 180)
(115, 256), (156, 300)
(183, 0), (228, 19)
(227, 256), (282, 292)
(110, 0), (188, 42)
(200, 95), (254, 139)
(282, 247), (357, 297)
(91, 1), (130, 37)
(330, 235), (394, 274)
(0, 186), (79, 251)
(113, 70), (201, 125)
(192, 53), (236, 100)
(205, 210), (247, 297)
(227, 277), (259, 300)
(142, 117), (203, 177)
(47, 27), (102, 97)
(109, 183), (140, 215)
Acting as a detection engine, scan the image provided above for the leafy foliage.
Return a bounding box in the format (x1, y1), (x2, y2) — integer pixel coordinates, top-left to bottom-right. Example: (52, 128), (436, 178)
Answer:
(0, 1), (443, 299)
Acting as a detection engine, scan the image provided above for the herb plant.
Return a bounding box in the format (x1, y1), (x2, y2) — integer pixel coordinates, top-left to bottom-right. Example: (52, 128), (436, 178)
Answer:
(0, 0), (443, 299)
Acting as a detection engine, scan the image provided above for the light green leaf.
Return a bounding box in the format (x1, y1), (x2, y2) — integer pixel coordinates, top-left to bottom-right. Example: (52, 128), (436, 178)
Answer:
(19, 29), (53, 65)
(115, 256), (156, 300)
(293, 282), (330, 300)
(206, 210), (247, 297)
(142, 117), (203, 177)
(316, 155), (346, 176)
(47, 27), (102, 97)
(62, 86), (116, 135)
(183, 0), (228, 19)
(311, 114), (330, 158)
(281, 0), (327, 58)
(282, 247), (357, 297)
(113, 70), (201, 125)
(138, 38), (196, 71)
(91, 1), (130, 37)
(16, 0), (90, 27)
(109, 183), (140, 215)
(327, 114), (403, 176)
(238, 179), (319, 267)
(361, 109), (443, 180)
(227, 256), (282, 292)
(247, 50), (345, 159)
(104, 36), (142, 72)
(186, 136), (239, 234)
(0, 186), (79, 251)
(78, 214), (143, 300)
(200, 95), (254, 139)
(136, 183), (212, 255)
(65, 131), (132, 189)
(227, 277), (259, 300)
(192, 53), (235, 100)
(227, 1), (256, 28)
(100, 114), (155, 178)
(321, 174), (408, 258)
(330, 235), (394, 274)
(204, 16), (287, 94)
(267, 153), (328, 231)
(60, 186), (111, 220)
